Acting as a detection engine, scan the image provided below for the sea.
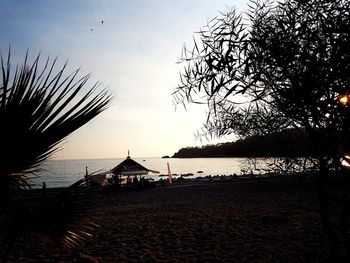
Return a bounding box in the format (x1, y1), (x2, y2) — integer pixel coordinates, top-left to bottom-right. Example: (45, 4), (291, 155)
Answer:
(31, 157), (259, 189)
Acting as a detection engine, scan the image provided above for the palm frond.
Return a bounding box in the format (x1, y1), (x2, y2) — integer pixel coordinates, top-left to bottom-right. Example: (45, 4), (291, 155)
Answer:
(0, 50), (112, 257)
(0, 179), (99, 259)
(31, 179), (99, 247)
(0, 51), (112, 200)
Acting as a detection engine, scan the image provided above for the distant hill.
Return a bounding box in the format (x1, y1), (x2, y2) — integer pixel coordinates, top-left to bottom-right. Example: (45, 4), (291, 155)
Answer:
(172, 129), (314, 158)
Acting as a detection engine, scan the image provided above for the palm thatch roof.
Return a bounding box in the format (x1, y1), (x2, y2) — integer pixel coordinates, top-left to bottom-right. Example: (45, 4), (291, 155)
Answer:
(111, 156), (159, 176)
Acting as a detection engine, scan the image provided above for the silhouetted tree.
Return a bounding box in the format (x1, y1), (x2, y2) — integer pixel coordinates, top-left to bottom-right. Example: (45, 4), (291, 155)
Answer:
(0, 50), (112, 260)
(174, 0), (350, 260)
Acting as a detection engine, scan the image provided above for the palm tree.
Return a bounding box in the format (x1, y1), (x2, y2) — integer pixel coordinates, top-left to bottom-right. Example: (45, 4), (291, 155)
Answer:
(0, 50), (112, 260)
(0, 51), (112, 202)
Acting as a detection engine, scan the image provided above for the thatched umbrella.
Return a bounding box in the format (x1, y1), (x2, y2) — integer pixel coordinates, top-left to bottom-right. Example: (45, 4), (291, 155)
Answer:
(111, 155), (159, 185)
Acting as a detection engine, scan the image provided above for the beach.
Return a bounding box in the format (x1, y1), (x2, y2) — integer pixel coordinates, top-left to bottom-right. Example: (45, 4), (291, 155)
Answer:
(6, 177), (329, 262)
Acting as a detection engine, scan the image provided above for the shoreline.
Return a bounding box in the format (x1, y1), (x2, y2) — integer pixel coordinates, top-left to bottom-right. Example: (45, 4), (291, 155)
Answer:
(21, 172), (304, 196)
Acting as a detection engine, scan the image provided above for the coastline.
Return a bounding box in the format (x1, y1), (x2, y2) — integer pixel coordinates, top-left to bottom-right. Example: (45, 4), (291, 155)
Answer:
(5, 175), (330, 262)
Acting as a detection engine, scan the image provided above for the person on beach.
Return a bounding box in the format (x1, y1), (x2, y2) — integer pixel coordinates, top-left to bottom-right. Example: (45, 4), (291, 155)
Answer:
(85, 166), (90, 188)
(42, 182), (47, 198)
(133, 176), (139, 187)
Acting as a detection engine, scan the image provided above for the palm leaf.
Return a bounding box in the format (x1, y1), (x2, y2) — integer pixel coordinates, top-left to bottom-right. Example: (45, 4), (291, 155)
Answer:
(0, 50), (112, 259)
(0, 51), (112, 201)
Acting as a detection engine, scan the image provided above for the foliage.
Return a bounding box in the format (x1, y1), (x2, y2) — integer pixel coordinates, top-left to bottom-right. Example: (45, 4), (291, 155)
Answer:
(174, 0), (350, 165)
(0, 51), (112, 202)
(0, 50), (112, 259)
(0, 179), (97, 253)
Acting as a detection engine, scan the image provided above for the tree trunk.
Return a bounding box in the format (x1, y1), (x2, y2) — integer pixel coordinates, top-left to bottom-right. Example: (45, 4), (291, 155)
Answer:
(340, 201), (350, 260)
(318, 158), (340, 262)
(340, 167), (350, 260)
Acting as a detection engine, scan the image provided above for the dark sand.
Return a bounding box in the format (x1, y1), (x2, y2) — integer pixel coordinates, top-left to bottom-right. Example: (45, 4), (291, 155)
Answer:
(6, 177), (329, 262)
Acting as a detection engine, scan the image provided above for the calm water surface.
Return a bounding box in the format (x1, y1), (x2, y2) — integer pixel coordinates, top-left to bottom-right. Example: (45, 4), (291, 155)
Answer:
(32, 157), (260, 188)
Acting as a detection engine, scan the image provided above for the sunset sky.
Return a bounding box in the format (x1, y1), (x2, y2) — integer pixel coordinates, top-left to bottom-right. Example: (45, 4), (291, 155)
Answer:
(0, 0), (248, 159)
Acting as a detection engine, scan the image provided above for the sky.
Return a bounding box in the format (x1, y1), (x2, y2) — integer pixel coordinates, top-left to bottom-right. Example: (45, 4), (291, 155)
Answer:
(0, 0), (248, 159)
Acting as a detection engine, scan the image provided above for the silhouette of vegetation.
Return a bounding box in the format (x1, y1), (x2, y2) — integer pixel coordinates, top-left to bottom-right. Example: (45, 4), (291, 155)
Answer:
(173, 128), (314, 158)
(0, 50), (112, 259)
(174, 0), (350, 260)
(0, 51), (111, 200)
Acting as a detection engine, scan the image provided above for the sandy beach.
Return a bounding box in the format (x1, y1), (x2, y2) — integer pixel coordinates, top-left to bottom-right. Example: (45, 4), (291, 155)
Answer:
(5, 177), (329, 262)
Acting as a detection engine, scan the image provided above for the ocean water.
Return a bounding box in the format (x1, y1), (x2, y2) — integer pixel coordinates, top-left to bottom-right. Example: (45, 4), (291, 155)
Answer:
(31, 157), (251, 188)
